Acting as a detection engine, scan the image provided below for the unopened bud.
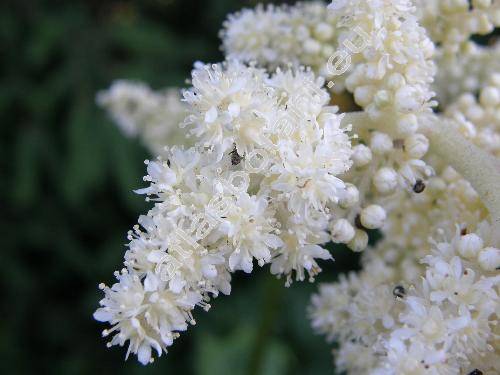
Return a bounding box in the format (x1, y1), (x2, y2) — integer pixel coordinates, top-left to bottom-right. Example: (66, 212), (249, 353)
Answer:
(373, 167), (398, 194)
(457, 233), (484, 259)
(330, 219), (356, 244)
(477, 247), (500, 271)
(352, 144), (372, 167)
(339, 184), (359, 208)
(370, 132), (393, 155)
(348, 229), (368, 252)
(360, 205), (386, 229)
(405, 134), (429, 159)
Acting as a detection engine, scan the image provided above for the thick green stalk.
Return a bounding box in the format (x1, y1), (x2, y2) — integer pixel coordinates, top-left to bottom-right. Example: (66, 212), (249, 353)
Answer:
(425, 119), (500, 241)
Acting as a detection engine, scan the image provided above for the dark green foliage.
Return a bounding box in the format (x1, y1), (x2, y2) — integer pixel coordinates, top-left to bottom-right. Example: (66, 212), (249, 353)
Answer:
(0, 0), (359, 373)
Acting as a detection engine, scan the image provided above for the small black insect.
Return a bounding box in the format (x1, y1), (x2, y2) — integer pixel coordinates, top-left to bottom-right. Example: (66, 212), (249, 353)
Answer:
(393, 285), (406, 299)
(468, 370), (483, 375)
(166, 159), (171, 167)
(230, 146), (243, 165)
(460, 227), (468, 236)
(413, 179), (426, 193)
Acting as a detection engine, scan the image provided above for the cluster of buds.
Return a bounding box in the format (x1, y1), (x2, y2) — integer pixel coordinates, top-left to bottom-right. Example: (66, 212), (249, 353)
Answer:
(95, 0), (500, 373)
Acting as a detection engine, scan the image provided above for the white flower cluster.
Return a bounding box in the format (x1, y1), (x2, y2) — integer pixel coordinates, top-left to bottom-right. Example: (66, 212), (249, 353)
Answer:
(95, 60), (357, 364)
(310, 127), (500, 373)
(95, 0), (500, 372)
(222, 0), (437, 247)
(311, 225), (500, 374)
(222, 1), (437, 118)
(332, 0), (437, 216)
(434, 41), (500, 106)
(310, 181), (500, 374)
(97, 80), (190, 156)
(221, 2), (338, 75)
(306, 3), (500, 359)
(445, 73), (500, 157)
(415, 0), (500, 56)
(332, 0), (436, 118)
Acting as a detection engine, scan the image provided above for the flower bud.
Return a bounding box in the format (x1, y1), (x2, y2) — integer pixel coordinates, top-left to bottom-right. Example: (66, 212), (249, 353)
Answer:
(387, 73), (405, 90)
(374, 90), (390, 108)
(442, 166), (460, 183)
(479, 86), (500, 107)
(330, 219), (355, 244)
(476, 13), (493, 34)
(422, 319), (439, 337)
(373, 167), (398, 194)
(397, 114), (418, 135)
(304, 39), (321, 54)
(348, 229), (368, 252)
(296, 25), (309, 40)
(339, 183), (359, 208)
(360, 205), (386, 229)
(352, 144), (372, 167)
(314, 23), (333, 41)
(491, 73), (500, 86)
(370, 132), (393, 154)
(457, 93), (476, 108)
(477, 247), (500, 271)
(457, 233), (484, 259)
(354, 86), (375, 107)
(395, 86), (421, 113)
(405, 134), (429, 159)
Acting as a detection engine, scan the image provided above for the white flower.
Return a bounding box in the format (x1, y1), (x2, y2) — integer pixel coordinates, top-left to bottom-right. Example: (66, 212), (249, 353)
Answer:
(370, 132), (393, 155)
(351, 143), (372, 167)
(347, 229), (368, 252)
(379, 337), (456, 375)
(360, 204), (386, 229)
(95, 0), (500, 371)
(221, 2), (339, 73)
(404, 134), (429, 159)
(373, 167), (398, 194)
(330, 218), (355, 243)
(97, 81), (190, 155)
(477, 247), (500, 271)
(226, 193), (282, 273)
(311, 222), (499, 374)
(434, 41), (500, 106)
(445, 73), (500, 158)
(94, 270), (201, 365)
(270, 232), (331, 286)
(416, 0), (500, 57)
(183, 60), (272, 155)
(96, 62), (356, 363)
(456, 233), (484, 259)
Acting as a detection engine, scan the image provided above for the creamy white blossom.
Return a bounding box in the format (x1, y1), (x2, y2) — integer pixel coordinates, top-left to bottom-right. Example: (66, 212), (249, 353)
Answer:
(97, 81), (190, 155)
(416, 0), (500, 57)
(310, 224), (499, 374)
(445, 73), (500, 157)
(222, 0), (439, 248)
(434, 41), (500, 105)
(95, 0), (500, 372)
(95, 61), (355, 363)
(221, 2), (338, 74)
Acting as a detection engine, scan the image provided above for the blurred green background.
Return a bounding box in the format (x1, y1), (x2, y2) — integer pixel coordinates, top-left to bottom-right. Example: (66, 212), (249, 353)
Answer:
(1, 0), (361, 373)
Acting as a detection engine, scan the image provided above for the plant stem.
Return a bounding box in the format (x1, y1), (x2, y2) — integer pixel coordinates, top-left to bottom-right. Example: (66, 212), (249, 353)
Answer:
(247, 275), (282, 375)
(425, 119), (500, 242)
